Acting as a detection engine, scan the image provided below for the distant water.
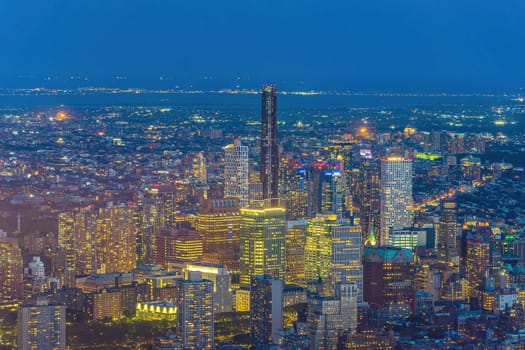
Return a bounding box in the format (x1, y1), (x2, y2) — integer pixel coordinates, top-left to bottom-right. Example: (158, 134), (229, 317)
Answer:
(0, 92), (509, 110)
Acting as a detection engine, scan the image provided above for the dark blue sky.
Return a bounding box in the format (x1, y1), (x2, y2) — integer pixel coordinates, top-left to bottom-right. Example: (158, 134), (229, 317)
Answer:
(0, 0), (524, 91)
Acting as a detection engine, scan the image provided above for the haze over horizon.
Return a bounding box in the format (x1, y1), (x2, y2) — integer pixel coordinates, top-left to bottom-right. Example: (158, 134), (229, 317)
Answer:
(1, 0), (524, 92)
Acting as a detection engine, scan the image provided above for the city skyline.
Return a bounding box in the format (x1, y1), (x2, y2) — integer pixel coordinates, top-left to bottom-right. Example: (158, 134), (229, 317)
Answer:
(1, 2), (525, 349)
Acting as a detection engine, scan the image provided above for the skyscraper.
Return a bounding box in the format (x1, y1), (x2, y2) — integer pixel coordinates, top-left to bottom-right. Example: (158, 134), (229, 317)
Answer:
(438, 199), (458, 250)
(17, 297), (66, 350)
(240, 203), (286, 287)
(0, 230), (23, 306)
(304, 215), (363, 299)
(176, 272), (214, 350)
(380, 156), (413, 245)
(261, 84), (279, 202)
(224, 138), (249, 207)
(250, 275), (284, 345)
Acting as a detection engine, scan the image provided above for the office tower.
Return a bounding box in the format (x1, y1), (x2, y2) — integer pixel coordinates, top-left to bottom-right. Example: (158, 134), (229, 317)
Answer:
(153, 228), (203, 266)
(149, 186), (177, 227)
(186, 262), (233, 313)
(281, 161), (308, 220)
(362, 246), (415, 307)
(176, 272), (214, 350)
(96, 203), (137, 273)
(239, 203), (286, 287)
(438, 200), (458, 250)
(285, 220), (307, 287)
(352, 157), (380, 242)
(261, 84), (279, 201)
(332, 225), (363, 302)
(250, 275), (284, 345)
(224, 138), (249, 207)
(17, 297), (66, 350)
(309, 163), (347, 219)
(339, 282), (358, 333)
(308, 284), (357, 350)
(380, 156), (413, 245)
(0, 230), (23, 306)
(305, 214), (340, 288)
(305, 214), (363, 299)
(196, 198), (240, 267)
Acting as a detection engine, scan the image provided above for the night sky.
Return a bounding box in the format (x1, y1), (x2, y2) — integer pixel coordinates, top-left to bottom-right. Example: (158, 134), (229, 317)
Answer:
(0, 0), (524, 91)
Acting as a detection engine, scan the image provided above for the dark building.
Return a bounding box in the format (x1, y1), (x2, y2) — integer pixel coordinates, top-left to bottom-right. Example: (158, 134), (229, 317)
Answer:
(250, 275), (283, 345)
(261, 84), (279, 202)
(362, 246), (415, 307)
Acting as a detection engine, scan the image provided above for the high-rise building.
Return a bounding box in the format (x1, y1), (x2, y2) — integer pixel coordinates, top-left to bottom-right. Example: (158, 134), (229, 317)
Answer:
(240, 202), (286, 287)
(153, 228), (203, 266)
(285, 220), (307, 287)
(186, 262), (232, 313)
(309, 163), (347, 219)
(176, 272), (214, 350)
(438, 200), (458, 250)
(17, 297), (66, 350)
(261, 84), (279, 202)
(307, 283), (358, 350)
(466, 239), (490, 297)
(250, 275), (284, 345)
(380, 156), (413, 245)
(305, 215), (363, 299)
(224, 138), (249, 207)
(192, 151), (207, 184)
(362, 246), (415, 307)
(0, 230), (23, 307)
(96, 203), (137, 274)
(332, 225), (363, 302)
(196, 198), (240, 267)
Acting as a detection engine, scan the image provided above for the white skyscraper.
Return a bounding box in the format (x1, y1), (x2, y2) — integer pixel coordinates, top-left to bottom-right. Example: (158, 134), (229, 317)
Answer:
(224, 138), (249, 207)
(380, 156), (413, 246)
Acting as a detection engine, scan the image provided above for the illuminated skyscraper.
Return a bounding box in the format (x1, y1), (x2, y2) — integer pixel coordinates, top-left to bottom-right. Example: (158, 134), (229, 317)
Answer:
(96, 203), (137, 273)
(17, 297), (66, 350)
(176, 272), (214, 350)
(240, 202), (286, 287)
(285, 220), (307, 287)
(305, 215), (340, 289)
(186, 262), (233, 313)
(261, 84), (279, 201)
(466, 239), (490, 297)
(305, 215), (363, 299)
(438, 200), (458, 250)
(196, 198), (240, 268)
(0, 230), (23, 306)
(250, 275), (284, 345)
(224, 138), (249, 207)
(380, 156), (413, 245)
(192, 151), (207, 184)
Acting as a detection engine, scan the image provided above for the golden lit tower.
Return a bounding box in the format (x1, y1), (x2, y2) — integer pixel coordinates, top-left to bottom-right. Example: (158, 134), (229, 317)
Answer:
(196, 198), (240, 268)
(96, 203), (137, 273)
(0, 230), (23, 306)
(240, 201), (286, 287)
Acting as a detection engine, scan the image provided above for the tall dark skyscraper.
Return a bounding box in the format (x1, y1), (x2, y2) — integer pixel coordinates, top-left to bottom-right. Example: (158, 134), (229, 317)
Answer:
(261, 84), (279, 201)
